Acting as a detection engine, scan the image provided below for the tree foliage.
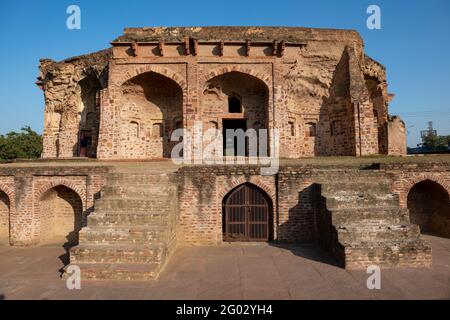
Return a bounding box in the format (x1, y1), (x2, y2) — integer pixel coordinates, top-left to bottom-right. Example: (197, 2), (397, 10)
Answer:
(0, 126), (43, 160)
(422, 133), (450, 151)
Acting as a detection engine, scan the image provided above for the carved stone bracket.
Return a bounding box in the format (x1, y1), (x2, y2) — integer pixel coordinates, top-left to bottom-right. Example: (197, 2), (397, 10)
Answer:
(280, 40), (286, 57)
(219, 40), (224, 56)
(184, 37), (190, 55)
(158, 41), (165, 56)
(273, 40), (278, 56)
(131, 42), (139, 57)
(245, 40), (251, 56)
(192, 39), (199, 56)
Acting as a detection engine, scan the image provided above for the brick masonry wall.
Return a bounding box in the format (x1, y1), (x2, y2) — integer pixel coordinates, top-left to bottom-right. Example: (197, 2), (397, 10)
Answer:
(40, 27), (403, 160)
(387, 163), (450, 237)
(0, 166), (109, 246)
(177, 163), (450, 246)
(0, 162), (448, 248)
(387, 116), (407, 156)
(178, 166), (276, 244)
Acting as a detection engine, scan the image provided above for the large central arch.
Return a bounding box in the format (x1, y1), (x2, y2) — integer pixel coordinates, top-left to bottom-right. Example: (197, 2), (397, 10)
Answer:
(202, 71), (270, 157)
(222, 183), (273, 241)
(120, 71), (184, 158)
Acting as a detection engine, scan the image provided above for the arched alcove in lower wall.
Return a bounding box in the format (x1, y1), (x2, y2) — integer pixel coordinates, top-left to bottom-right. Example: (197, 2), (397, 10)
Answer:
(407, 180), (450, 238)
(39, 185), (83, 247)
(0, 190), (10, 244)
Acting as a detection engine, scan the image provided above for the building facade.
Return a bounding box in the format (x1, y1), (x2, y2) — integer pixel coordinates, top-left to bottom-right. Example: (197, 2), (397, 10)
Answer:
(3, 27), (445, 281)
(37, 27), (406, 160)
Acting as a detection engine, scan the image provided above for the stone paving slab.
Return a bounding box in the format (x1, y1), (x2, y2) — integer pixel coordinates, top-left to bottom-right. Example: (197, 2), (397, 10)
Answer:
(0, 235), (449, 300)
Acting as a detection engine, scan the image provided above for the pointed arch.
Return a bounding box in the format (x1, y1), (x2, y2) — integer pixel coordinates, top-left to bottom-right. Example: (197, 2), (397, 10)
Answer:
(116, 65), (187, 90)
(407, 179), (450, 238)
(203, 66), (271, 89)
(38, 185), (84, 247)
(0, 189), (10, 244)
(222, 182), (273, 242)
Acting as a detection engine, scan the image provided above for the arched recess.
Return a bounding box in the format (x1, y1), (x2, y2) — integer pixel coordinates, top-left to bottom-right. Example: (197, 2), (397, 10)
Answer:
(407, 180), (450, 238)
(202, 71), (270, 156)
(0, 190), (10, 244)
(118, 65), (187, 91)
(39, 185), (83, 247)
(222, 183), (273, 242)
(78, 74), (101, 158)
(120, 71), (183, 158)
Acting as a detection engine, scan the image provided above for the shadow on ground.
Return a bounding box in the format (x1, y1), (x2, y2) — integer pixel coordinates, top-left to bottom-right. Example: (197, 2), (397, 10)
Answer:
(269, 242), (340, 267)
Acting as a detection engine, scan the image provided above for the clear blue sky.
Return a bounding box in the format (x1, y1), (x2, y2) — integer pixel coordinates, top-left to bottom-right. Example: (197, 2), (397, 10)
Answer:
(0, 0), (449, 147)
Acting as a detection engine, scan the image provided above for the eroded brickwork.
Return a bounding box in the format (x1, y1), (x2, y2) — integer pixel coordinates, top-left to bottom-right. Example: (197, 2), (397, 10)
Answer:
(38, 27), (406, 159)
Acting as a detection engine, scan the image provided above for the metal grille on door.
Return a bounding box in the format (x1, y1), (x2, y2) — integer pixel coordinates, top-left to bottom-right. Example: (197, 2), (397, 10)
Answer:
(223, 184), (270, 241)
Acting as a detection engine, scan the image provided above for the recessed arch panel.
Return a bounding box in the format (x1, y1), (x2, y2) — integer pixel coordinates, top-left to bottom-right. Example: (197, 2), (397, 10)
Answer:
(222, 183), (273, 241)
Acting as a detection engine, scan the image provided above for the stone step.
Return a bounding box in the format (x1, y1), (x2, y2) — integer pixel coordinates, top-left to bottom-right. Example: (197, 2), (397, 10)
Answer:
(321, 181), (391, 197)
(70, 244), (167, 264)
(79, 226), (166, 245)
(343, 239), (432, 269)
(101, 185), (175, 198)
(88, 212), (168, 227)
(64, 263), (160, 280)
(95, 198), (172, 211)
(331, 207), (409, 225)
(337, 224), (420, 244)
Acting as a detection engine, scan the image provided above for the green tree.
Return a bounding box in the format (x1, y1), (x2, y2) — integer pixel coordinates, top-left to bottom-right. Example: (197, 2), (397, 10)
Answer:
(422, 133), (450, 150)
(0, 126), (43, 160)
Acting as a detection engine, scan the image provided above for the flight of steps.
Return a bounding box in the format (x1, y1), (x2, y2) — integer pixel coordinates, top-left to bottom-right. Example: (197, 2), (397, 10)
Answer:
(66, 172), (178, 280)
(318, 171), (432, 269)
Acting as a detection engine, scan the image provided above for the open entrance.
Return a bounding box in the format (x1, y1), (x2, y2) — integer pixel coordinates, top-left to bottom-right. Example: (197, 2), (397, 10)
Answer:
(0, 191), (10, 244)
(407, 180), (450, 238)
(222, 183), (272, 242)
(223, 119), (247, 156)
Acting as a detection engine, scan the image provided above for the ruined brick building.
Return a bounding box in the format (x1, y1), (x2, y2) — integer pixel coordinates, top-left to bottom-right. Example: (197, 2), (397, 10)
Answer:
(36, 26), (406, 159)
(1, 27), (449, 280)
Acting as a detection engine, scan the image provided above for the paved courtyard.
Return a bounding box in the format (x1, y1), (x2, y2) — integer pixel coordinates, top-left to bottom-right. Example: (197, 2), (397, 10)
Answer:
(0, 235), (449, 300)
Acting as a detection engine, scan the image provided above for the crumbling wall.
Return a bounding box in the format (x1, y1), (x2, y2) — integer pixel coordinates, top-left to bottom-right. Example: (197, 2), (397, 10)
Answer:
(39, 27), (397, 159)
(387, 116), (407, 155)
(281, 42), (357, 157)
(37, 49), (111, 158)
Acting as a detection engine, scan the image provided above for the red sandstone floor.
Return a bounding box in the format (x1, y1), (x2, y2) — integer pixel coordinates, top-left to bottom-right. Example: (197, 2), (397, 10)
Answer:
(0, 235), (449, 300)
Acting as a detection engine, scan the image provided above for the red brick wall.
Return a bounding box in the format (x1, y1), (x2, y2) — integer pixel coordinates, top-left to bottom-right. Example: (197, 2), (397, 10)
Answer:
(178, 166), (276, 244)
(0, 166), (108, 246)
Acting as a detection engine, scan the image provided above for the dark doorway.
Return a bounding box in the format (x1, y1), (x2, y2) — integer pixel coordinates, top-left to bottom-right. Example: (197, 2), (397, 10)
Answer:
(223, 119), (247, 156)
(223, 183), (272, 242)
(407, 180), (450, 238)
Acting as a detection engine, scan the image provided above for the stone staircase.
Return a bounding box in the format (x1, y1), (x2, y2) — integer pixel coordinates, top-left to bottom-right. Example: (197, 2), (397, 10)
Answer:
(67, 172), (178, 280)
(318, 171), (432, 269)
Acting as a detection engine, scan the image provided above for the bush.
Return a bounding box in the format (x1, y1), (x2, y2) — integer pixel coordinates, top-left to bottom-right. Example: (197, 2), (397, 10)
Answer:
(0, 126), (43, 160)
